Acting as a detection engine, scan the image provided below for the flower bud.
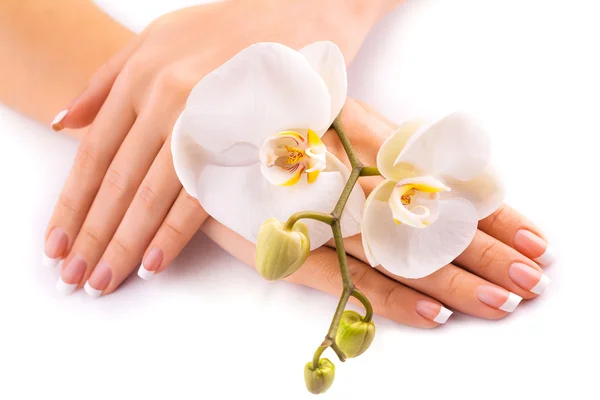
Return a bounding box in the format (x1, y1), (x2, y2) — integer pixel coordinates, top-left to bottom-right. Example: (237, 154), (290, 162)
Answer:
(255, 217), (310, 281)
(304, 358), (335, 394)
(335, 310), (375, 358)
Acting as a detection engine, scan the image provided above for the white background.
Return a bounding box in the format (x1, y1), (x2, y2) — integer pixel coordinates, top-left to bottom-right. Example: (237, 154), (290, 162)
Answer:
(1, 0), (599, 399)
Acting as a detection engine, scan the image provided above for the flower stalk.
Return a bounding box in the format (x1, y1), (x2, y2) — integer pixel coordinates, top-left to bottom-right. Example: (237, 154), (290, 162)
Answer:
(285, 116), (379, 373)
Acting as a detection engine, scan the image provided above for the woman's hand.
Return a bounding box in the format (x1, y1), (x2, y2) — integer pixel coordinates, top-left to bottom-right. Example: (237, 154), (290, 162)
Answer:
(201, 99), (554, 327)
(43, 0), (402, 295)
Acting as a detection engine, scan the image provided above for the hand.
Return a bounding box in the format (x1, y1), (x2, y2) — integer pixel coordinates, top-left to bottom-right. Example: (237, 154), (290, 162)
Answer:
(201, 99), (554, 327)
(43, 0), (400, 295)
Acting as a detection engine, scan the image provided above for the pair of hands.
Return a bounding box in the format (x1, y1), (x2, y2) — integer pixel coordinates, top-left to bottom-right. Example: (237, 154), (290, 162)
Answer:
(45, 0), (553, 327)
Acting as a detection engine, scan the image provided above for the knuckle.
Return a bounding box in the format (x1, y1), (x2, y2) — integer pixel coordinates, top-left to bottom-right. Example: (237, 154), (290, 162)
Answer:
(80, 228), (102, 246)
(136, 185), (157, 208)
(445, 269), (464, 297)
(103, 167), (129, 197)
(120, 55), (148, 81)
(182, 191), (201, 208)
(154, 68), (191, 92)
(164, 219), (185, 238)
(111, 237), (131, 255)
(382, 285), (403, 312)
(478, 240), (500, 272)
(486, 206), (508, 230)
(57, 192), (82, 216)
(348, 261), (369, 289)
(74, 144), (97, 173)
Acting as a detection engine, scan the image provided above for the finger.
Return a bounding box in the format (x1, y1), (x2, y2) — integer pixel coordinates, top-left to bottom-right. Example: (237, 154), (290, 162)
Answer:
(479, 204), (556, 266)
(57, 97), (174, 293)
(342, 235), (523, 320)
(201, 219), (453, 328)
(136, 189), (209, 280)
(51, 38), (141, 131)
(454, 230), (551, 299)
(44, 90), (136, 271)
(83, 140), (182, 297)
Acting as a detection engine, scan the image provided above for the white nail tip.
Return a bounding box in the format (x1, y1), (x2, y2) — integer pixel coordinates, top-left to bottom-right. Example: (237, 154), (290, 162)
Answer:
(499, 292), (522, 312)
(43, 253), (61, 268)
(534, 245), (556, 266)
(84, 282), (102, 298)
(433, 306), (453, 324)
(56, 278), (77, 296)
(530, 274), (551, 295)
(137, 264), (154, 280)
(51, 109), (68, 126)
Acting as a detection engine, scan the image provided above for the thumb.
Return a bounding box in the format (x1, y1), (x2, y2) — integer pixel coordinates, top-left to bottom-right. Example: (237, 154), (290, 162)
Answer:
(51, 37), (141, 131)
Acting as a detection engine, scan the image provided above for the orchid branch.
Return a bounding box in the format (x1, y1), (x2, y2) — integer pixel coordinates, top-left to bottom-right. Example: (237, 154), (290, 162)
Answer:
(286, 115), (380, 371)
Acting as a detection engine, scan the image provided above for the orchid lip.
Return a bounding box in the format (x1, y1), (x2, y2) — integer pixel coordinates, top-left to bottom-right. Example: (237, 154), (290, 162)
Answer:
(388, 175), (449, 228)
(259, 129), (327, 186)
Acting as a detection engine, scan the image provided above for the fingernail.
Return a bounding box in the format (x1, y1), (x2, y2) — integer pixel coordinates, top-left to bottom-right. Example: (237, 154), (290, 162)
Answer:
(56, 255), (87, 295)
(84, 261), (112, 298)
(138, 248), (163, 280)
(476, 286), (522, 312)
(43, 227), (68, 268)
(513, 229), (556, 266)
(509, 262), (551, 295)
(415, 300), (453, 324)
(51, 109), (69, 131)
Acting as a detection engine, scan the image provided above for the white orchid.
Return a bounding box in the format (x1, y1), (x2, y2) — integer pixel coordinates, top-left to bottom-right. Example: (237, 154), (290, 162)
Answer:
(362, 113), (504, 279)
(171, 42), (364, 249)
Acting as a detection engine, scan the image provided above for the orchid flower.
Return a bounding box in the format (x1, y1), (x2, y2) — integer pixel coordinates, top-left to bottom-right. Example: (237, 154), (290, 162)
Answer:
(171, 42), (364, 249)
(362, 113), (504, 279)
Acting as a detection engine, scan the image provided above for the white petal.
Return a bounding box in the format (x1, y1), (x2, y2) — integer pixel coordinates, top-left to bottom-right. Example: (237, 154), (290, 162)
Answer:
(363, 193), (478, 278)
(181, 42), (331, 154)
(300, 41), (348, 132)
(376, 121), (424, 182)
(395, 112), (491, 181)
(191, 162), (348, 250)
(171, 113), (259, 199)
(442, 164), (505, 220)
(324, 152), (365, 238)
(362, 180), (396, 267)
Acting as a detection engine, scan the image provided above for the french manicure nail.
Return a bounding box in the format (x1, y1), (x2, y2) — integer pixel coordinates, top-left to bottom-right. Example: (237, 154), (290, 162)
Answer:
(513, 229), (556, 266)
(476, 286), (522, 312)
(84, 261), (112, 298)
(43, 227), (68, 268)
(51, 109), (69, 131)
(415, 300), (453, 324)
(56, 255), (86, 296)
(138, 248), (163, 280)
(509, 262), (551, 295)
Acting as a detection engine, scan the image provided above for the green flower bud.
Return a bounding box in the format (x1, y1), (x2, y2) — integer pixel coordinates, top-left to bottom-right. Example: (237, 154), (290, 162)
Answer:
(304, 358), (335, 394)
(335, 310), (375, 358)
(255, 217), (310, 281)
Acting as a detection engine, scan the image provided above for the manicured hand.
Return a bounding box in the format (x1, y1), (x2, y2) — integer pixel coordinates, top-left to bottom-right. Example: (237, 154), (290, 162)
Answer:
(43, 0), (397, 296)
(201, 99), (554, 327)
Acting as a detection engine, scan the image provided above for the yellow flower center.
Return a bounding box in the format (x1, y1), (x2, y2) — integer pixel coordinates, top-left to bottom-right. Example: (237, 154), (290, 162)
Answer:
(259, 129), (328, 186)
(284, 146), (305, 165)
(389, 177), (450, 228)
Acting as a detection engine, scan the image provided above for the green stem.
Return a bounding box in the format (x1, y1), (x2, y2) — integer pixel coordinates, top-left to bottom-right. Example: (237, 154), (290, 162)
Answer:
(331, 220), (353, 290)
(284, 211), (335, 231)
(332, 117), (362, 169)
(332, 168), (361, 220)
(309, 116), (378, 366)
(351, 289), (374, 323)
(311, 345), (328, 370)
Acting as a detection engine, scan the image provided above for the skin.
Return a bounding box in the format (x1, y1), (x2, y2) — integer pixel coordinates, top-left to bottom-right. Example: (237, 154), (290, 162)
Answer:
(0, 0), (552, 328)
